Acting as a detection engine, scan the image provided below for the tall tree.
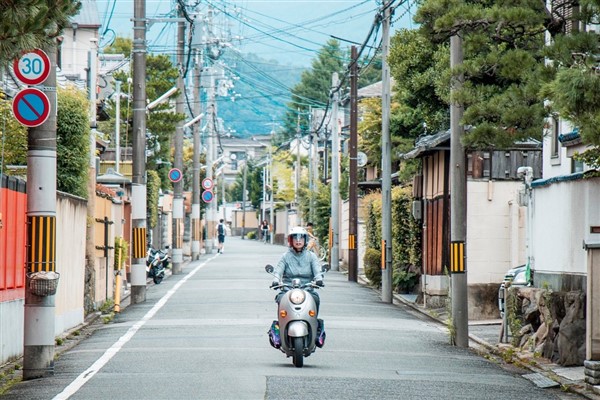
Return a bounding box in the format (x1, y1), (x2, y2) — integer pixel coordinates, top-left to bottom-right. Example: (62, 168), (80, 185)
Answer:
(541, 1), (600, 166)
(0, 0), (81, 63)
(281, 39), (345, 142)
(411, 0), (551, 149)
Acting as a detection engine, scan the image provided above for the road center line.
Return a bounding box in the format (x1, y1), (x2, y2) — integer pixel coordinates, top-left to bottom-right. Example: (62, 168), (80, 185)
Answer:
(52, 256), (216, 400)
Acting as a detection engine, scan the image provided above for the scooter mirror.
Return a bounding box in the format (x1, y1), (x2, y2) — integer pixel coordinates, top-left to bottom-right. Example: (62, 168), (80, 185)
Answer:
(321, 264), (330, 273)
(265, 264), (274, 274)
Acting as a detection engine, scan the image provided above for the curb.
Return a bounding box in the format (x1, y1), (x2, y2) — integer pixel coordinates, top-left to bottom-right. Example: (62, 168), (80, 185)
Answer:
(353, 272), (600, 400)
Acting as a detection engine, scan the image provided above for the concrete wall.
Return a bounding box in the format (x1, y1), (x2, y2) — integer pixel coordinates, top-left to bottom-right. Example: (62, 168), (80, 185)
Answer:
(467, 180), (527, 285)
(1, 192), (89, 365)
(532, 176), (600, 291)
(54, 193), (87, 335)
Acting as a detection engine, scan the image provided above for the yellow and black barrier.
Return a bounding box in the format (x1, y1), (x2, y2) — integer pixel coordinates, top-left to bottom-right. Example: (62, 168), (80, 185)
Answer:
(450, 241), (466, 273)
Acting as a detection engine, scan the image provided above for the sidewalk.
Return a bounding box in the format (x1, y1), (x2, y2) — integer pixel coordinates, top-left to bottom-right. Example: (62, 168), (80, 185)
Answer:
(391, 290), (600, 399)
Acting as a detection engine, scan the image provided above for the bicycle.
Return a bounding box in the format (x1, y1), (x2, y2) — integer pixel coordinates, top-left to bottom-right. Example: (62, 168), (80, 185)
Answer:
(307, 237), (327, 261)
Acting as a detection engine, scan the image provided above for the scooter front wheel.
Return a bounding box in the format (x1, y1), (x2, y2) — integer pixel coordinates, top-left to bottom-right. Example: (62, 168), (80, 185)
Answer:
(153, 273), (164, 284)
(292, 337), (304, 368)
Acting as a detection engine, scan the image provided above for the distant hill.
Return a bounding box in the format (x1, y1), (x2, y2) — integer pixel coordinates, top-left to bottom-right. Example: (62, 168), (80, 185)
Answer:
(215, 52), (304, 137)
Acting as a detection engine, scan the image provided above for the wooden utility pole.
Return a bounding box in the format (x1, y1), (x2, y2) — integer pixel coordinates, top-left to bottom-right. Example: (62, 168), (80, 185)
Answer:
(348, 46), (358, 282)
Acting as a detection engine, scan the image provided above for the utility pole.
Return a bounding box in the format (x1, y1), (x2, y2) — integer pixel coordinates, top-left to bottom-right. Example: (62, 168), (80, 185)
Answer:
(348, 46), (358, 282)
(381, 3), (393, 303)
(131, 0), (148, 304)
(84, 39), (98, 314)
(204, 67), (216, 253)
(450, 33), (468, 347)
(241, 160), (247, 238)
(115, 80), (121, 173)
(295, 109), (301, 216)
(191, 51), (202, 260)
(330, 73), (340, 271)
(23, 43), (58, 380)
(269, 126), (275, 244)
(172, 7), (185, 274)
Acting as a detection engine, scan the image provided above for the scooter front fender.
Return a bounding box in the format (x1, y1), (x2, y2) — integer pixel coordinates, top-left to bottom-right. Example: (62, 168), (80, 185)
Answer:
(286, 321), (309, 337)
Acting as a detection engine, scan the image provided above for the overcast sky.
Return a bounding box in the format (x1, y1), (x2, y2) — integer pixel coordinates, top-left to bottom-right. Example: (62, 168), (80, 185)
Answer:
(95, 0), (417, 66)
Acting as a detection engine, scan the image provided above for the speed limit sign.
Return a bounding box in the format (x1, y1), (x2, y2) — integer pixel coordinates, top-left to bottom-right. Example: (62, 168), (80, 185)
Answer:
(13, 49), (51, 85)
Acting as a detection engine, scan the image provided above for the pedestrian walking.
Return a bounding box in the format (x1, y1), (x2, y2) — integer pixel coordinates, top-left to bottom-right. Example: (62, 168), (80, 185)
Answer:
(260, 219), (270, 243)
(216, 219), (226, 253)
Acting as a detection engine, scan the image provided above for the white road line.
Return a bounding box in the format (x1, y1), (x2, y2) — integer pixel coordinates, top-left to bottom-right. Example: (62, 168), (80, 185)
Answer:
(52, 256), (216, 400)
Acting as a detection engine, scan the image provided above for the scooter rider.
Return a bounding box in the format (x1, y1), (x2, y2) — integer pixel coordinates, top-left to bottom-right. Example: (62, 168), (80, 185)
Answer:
(269, 226), (326, 348)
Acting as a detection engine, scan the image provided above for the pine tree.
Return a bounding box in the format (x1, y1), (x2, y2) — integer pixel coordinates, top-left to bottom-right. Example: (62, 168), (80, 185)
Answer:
(0, 1), (81, 63)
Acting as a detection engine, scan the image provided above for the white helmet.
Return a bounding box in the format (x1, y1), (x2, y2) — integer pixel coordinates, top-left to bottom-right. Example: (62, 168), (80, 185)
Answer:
(287, 226), (309, 249)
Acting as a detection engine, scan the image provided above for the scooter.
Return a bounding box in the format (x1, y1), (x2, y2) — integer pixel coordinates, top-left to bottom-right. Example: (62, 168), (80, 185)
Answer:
(146, 246), (170, 284)
(265, 263), (329, 368)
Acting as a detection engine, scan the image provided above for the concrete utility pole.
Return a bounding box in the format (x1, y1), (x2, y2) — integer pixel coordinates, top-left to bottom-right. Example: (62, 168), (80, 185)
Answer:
(269, 127), (275, 244)
(348, 46), (359, 282)
(381, 3), (393, 303)
(23, 44), (58, 380)
(172, 9), (185, 274)
(295, 109), (301, 215)
(204, 67), (216, 253)
(330, 72), (340, 271)
(450, 33), (469, 347)
(84, 39), (98, 315)
(130, 0), (148, 304)
(115, 80), (121, 173)
(191, 51), (202, 260)
(241, 160), (247, 238)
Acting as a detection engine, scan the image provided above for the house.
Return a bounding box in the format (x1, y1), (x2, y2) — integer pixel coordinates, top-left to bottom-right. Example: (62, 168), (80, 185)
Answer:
(403, 130), (542, 319)
(530, 117), (598, 292)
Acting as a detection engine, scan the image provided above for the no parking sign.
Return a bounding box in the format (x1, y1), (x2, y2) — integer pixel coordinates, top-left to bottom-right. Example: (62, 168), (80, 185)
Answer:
(12, 88), (50, 127)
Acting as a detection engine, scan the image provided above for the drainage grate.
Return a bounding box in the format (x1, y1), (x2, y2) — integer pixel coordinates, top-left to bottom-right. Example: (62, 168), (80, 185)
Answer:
(522, 373), (560, 388)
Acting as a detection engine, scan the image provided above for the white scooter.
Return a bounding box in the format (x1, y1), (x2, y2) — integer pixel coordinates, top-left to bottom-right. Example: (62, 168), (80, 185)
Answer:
(265, 264), (329, 368)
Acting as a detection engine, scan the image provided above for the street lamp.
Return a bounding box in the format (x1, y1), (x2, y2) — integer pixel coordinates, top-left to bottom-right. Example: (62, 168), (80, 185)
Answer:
(146, 86), (178, 111)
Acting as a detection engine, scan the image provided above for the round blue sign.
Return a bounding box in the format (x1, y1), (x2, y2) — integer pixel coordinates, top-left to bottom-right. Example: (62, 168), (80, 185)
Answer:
(202, 190), (214, 203)
(12, 88), (50, 127)
(168, 168), (182, 183)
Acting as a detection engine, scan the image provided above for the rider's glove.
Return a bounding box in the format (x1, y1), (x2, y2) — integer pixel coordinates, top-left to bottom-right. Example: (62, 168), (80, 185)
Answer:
(271, 280), (279, 288)
(316, 280), (324, 287)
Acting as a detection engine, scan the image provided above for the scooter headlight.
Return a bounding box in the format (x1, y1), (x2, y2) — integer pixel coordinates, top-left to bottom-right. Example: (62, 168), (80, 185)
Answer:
(289, 289), (306, 305)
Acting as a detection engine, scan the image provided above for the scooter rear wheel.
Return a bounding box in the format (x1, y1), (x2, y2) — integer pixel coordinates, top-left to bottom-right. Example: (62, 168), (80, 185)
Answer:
(292, 337), (304, 368)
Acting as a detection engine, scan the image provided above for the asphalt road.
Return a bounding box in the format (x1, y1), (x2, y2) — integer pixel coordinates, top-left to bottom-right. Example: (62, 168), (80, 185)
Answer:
(2, 237), (585, 400)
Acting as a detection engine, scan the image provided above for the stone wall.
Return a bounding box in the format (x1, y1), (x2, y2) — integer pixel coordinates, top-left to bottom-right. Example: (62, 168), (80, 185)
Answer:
(509, 287), (586, 366)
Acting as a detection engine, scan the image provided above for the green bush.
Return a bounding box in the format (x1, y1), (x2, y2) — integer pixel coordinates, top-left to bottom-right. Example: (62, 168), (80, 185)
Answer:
(364, 247), (382, 287)
(247, 230), (256, 240)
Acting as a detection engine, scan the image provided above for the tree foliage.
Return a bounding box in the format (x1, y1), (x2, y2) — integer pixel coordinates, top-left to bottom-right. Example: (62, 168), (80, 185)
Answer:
(97, 38), (184, 190)
(0, 94), (27, 169)
(0, 0), (81, 63)
(56, 86), (89, 198)
(406, 0), (550, 149)
(281, 39), (345, 142)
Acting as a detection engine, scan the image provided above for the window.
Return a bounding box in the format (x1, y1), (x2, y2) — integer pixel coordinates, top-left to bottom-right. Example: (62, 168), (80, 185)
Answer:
(551, 116), (560, 159)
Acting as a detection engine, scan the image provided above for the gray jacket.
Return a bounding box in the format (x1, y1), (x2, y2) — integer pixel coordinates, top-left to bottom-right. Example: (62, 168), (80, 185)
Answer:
(274, 248), (323, 285)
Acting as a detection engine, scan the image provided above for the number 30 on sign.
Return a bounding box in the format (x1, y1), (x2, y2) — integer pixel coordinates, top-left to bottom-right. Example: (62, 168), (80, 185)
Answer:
(13, 49), (51, 86)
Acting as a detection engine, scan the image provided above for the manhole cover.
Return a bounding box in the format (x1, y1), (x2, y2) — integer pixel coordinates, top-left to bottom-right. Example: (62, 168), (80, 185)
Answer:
(523, 373), (560, 388)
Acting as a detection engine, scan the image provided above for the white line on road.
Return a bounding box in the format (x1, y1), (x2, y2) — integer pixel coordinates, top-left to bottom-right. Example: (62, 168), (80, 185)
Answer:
(52, 256), (216, 400)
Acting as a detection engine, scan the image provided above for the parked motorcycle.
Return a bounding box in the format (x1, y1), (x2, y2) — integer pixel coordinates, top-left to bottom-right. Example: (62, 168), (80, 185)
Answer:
(265, 263), (329, 368)
(146, 246), (170, 284)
